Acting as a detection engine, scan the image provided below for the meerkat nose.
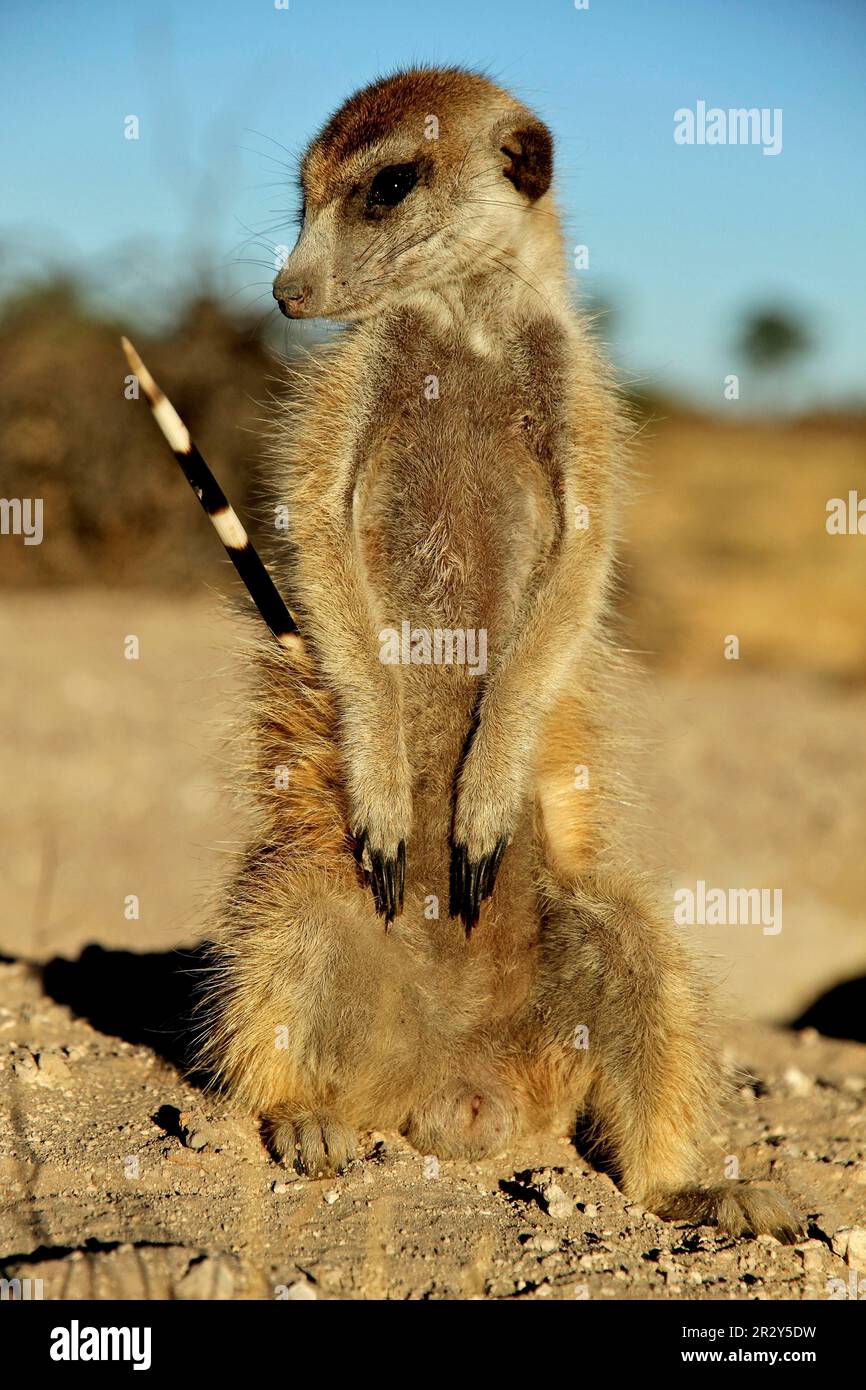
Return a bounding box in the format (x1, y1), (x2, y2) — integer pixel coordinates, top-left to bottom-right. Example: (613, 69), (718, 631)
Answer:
(273, 282), (308, 316)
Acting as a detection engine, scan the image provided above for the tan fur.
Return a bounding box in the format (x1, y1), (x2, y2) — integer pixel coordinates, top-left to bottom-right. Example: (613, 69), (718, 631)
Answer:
(196, 68), (800, 1240)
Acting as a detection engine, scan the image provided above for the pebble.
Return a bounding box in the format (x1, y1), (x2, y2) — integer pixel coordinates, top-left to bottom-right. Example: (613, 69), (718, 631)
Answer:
(272, 1180), (290, 1195)
(179, 1111), (218, 1152)
(798, 1242), (824, 1272)
(543, 1183), (574, 1222)
(783, 1066), (813, 1097)
(844, 1228), (866, 1267)
(525, 1235), (558, 1253)
(831, 1229), (850, 1259)
(11, 1052), (39, 1083)
(283, 1279), (317, 1301)
(323, 1189), (340, 1205)
(37, 1053), (72, 1085)
(11, 1050), (71, 1087)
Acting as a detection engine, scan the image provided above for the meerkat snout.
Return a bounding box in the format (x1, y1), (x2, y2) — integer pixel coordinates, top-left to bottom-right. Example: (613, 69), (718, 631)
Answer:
(273, 279), (308, 317)
(272, 67), (557, 323)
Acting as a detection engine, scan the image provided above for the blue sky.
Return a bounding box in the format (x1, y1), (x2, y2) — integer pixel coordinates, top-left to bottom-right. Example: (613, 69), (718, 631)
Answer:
(2, 0), (864, 407)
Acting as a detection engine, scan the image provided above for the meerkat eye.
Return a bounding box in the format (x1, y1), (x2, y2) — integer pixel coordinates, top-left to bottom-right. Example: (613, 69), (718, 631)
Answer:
(365, 163), (418, 211)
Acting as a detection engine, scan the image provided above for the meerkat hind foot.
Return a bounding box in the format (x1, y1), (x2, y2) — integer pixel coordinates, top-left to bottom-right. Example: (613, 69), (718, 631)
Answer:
(653, 1183), (803, 1245)
(267, 1108), (358, 1177)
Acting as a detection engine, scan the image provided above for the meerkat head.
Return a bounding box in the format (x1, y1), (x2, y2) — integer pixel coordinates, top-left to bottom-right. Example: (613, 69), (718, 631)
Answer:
(273, 67), (557, 322)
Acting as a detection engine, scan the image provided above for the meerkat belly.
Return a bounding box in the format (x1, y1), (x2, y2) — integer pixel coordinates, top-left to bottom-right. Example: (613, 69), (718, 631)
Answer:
(356, 374), (557, 682)
(352, 372), (557, 883)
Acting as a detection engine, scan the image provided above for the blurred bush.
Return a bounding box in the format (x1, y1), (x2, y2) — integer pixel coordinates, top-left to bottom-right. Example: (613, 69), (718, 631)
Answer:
(0, 284), (279, 589)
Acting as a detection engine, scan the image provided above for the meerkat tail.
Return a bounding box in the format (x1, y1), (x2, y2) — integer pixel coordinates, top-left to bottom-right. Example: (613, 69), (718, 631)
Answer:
(120, 336), (301, 652)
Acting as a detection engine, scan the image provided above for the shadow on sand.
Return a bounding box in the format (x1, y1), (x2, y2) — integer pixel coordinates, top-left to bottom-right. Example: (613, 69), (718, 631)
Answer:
(40, 942), (214, 1079)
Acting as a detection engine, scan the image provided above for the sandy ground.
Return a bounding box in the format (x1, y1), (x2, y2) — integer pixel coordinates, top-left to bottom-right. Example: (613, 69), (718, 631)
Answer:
(1, 591), (864, 1299)
(1, 965), (864, 1301)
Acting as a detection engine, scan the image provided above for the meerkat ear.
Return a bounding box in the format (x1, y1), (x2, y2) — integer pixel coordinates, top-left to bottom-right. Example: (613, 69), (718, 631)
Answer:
(495, 116), (553, 201)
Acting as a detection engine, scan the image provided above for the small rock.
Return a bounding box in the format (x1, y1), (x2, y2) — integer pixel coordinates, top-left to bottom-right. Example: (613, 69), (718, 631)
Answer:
(844, 1228), (866, 1268)
(284, 1279), (317, 1301)
(323, 1189), (340, 1205)
(798, 1242), (824, 1273)
(797, 1027), (820, 1047)
(525, 1235), (558, 1253)
(11, 1052), (39, 1083)
(783, 1066), (812, 1097)
(831, 1230), (850, 1259)
(10, 1049), (71, 1087)
(35, 1053), (72, 1086)
(179, 1111), (218, 1152)
(543, 1183), (574, 1222)
(272, 1180), (290, 1195)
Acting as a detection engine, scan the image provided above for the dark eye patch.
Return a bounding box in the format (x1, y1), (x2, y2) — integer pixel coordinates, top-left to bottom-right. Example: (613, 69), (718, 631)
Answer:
(365, 163), (418, 212)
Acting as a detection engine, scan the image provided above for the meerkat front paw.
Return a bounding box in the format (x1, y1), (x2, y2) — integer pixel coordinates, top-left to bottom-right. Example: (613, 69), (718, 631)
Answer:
(344, 721), (411, 924)
(449, 735), (521, 930)
(268, 1108), (358, 1177)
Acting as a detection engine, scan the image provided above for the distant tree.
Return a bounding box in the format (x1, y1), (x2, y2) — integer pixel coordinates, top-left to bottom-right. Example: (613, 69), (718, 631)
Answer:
(738, 308), (811, 373)
(737, 307), (813, 412)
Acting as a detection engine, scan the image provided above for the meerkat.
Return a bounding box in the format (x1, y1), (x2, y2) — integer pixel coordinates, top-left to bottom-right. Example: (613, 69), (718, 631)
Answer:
(196, 67), (801, 1241)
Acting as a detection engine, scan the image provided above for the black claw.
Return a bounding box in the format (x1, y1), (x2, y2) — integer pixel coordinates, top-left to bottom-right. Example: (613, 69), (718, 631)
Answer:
(370, 849), (385, 916)
(385, 856), (397, 925)
(466, 859), (482, 930)
(449, 844), (460, 919)
(483, 837), (507, 899)
(449, 838), (508, 932)
(353, 829), (406, 926)
(397, 840), (406, 913)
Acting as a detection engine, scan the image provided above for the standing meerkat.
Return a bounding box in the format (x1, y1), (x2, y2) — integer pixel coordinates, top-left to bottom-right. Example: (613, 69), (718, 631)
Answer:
(198, 67), (800, 1240)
